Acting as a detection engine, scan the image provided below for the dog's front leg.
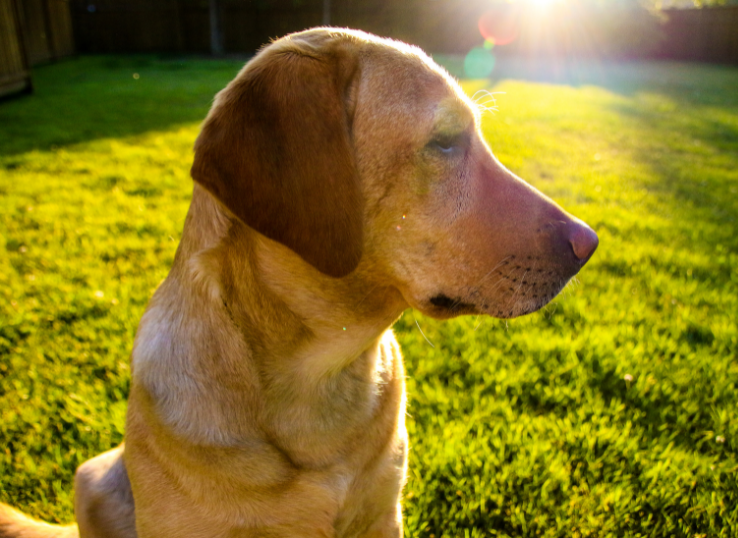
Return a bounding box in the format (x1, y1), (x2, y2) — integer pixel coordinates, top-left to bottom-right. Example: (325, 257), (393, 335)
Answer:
(74, 445), (137, 538)
(361, 503), (402, 538)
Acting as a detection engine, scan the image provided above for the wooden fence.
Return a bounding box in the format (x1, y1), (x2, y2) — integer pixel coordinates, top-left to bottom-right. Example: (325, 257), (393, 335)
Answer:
(18, 0), (75, 65)
(657, 6), (738, 64)
(71, 0), (209, 54)
(68, 1), (738, 64)
(0, 0), (75, 98)
(4, 0), (737, 77)
(68, 0), (415, 54)
(0, 0), (31, 98)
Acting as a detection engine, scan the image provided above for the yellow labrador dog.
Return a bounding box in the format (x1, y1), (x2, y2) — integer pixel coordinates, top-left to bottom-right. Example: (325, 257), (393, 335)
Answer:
(0, 28), (597, 538)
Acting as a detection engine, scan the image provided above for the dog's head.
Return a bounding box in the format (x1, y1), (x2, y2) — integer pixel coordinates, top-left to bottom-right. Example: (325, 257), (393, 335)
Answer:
(191, 28), (597, 320)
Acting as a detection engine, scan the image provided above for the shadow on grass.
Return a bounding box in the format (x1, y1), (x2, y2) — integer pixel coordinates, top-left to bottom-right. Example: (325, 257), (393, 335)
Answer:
(596, 62), (738, 251)
(0, 56), (245, 157)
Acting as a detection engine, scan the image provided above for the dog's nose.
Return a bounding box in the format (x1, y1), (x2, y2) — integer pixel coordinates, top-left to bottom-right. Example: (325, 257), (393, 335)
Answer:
(568, 220), (599, 262)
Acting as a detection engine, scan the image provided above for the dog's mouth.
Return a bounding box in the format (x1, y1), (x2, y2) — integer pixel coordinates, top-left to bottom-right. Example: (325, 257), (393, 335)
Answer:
(415, 224), (598, 321)
(425, 267), (577, 320)
(429, 294), (477, 315)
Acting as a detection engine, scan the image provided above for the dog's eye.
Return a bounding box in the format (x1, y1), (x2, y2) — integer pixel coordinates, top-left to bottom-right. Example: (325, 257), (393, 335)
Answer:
(428, 132), (468, 156)
(434, 142), (456, 154)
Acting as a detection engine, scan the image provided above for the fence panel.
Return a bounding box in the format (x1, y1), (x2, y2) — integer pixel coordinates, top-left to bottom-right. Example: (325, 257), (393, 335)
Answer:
(0, 0), (32, 97)
(72, 0), (210, 53)
(48, 0), (75, 58)
(658, 7), (738, 64)
(19, 0), (53, 64)
(14, 0), (74, 65)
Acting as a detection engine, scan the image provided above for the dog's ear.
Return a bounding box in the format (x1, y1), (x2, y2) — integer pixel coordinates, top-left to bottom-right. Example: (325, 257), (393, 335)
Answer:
(191, 35), (362, 278)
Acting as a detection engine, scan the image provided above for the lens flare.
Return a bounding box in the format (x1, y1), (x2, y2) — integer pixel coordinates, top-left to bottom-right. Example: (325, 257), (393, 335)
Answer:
(478, 5), (521, 46)
(464, 47), (496, 79)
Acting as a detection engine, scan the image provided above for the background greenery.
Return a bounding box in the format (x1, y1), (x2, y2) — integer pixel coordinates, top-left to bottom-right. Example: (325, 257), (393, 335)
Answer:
(0, 55), (736, 537)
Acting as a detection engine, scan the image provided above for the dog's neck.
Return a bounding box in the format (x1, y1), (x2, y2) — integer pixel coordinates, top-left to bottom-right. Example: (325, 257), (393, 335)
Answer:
(185, 186), (406, 364)
(131, 187), (407, 455)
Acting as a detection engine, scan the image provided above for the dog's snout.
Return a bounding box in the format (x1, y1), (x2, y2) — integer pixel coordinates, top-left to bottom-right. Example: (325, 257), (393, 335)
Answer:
(567, 220), (599, 263)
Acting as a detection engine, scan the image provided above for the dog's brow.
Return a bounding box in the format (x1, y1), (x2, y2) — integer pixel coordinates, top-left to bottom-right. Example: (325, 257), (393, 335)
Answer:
(433, 97), (474, 136)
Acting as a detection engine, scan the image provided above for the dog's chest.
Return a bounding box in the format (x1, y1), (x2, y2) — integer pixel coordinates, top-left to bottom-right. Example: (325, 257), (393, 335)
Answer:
(263, 337), (402, 469)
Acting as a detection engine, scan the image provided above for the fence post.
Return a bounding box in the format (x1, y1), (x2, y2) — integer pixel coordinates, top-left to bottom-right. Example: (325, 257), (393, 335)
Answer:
(210, 0), (224, 55)
(323, 0), (330, 26)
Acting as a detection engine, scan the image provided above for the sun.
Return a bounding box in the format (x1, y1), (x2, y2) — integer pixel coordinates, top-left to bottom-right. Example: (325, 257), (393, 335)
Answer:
(525, 0), (561, 7)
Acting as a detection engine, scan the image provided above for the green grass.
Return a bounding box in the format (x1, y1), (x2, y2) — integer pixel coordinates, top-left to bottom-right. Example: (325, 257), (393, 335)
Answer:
(1, 55), (737, 537)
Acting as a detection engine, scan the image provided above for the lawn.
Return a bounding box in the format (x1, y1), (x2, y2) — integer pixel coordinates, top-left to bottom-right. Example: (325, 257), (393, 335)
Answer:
(1, 54), (737, 537)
